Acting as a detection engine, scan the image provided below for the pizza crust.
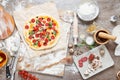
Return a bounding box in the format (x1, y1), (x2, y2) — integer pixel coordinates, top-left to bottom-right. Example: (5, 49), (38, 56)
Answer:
(23, 15), (60, 50)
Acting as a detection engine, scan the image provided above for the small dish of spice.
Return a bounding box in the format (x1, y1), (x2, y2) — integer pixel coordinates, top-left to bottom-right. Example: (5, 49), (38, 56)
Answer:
(0, 50), (8, 69)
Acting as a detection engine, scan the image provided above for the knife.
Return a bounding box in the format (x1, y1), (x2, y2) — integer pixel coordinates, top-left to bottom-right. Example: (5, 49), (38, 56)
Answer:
(72, 12), (78, 45)
(6, 56), (12, 79)
(10, 51), (19, 80)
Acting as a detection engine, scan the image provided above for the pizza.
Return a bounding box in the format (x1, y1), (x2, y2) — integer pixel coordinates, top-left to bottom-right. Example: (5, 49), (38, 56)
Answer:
(23, 15), (60, 50)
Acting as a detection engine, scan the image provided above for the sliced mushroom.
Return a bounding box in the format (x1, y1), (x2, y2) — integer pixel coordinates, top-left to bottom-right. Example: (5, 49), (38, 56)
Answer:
(99, 48), (105, 56)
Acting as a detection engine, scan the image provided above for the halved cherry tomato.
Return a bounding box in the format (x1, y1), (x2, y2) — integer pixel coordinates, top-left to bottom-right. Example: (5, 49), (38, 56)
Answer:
(45, 23), (49, 26)
(38, 41), (41, 47)
(47, 18), (51, 21)
(38, 23), (42, 27)
(53, 23), (56, 26)
(39, 18), (43, 22)
(51, 35), (55, 39)
(31, 18), (35, 23)
(25, 25), (29, 29)
(35, 34), (39, 38)
(32, 40), (36, 43)
(43, 20), (46, 24)
(34, 27), (39, 31)
(29, 35), (33, 39)
(45, 38), (48, 43)
(43, 42), (47, 46)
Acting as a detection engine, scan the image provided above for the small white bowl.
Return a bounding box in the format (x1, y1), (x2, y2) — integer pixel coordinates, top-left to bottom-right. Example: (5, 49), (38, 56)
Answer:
(77, 0), (99, 21)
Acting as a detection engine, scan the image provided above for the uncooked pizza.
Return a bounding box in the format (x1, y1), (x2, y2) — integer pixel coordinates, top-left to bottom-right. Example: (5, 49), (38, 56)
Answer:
(23, 15), (60, 50)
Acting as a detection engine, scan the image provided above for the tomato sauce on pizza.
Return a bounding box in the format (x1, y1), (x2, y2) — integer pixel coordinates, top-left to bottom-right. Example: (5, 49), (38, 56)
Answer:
(23, 15), (60, 50)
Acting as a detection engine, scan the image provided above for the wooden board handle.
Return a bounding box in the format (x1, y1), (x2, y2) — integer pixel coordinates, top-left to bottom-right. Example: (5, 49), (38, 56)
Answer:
(98, 32), (116, 41)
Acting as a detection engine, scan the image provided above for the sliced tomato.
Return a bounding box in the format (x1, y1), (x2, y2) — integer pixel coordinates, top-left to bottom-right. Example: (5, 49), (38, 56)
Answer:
(31, 18), (35, 23)
(89, 54), (95, 62)
(78, 59), (83, 63)
(81, 57), (87, 62)
(47, 18), (51, 22)
(51, 35), (55, 39)
(79, 62), (83, 67)
(25, 25), (29, 29)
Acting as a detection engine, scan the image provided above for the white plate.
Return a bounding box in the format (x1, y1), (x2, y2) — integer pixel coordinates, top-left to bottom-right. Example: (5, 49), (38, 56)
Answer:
(114, 44), (120, 56)
(112, 25), (120, 44)
(77, 0), (99, 21)
(73, 45), (114, 79)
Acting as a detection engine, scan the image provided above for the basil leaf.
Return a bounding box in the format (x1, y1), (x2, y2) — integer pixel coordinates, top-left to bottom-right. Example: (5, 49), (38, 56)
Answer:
(29, 31), (34, 35)
(53, 30), (56, 36)
(49, 22), (52, 28)
(33, 41), (38, 46)
(36, 20), (40, 24)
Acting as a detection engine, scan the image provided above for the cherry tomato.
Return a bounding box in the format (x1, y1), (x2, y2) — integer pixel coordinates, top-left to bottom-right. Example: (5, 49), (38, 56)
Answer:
(45, 38), (48, 43)
(45, 23), (49, 26)
(32, 40), (36, 43)
(35, 34), (39, 38)
(29, 35), (33, 39)
(53, 23), (56, 26)
(39, 18), (43, 22)
(25, 25), (29, 29)
(38, 23), (42, 27)
(47, 18), (51, 21)
(43, 20), (46, 24)
(34, 27), (39, 31)
(43, 42), (47, 46)
(51, 35), (55, 39)
(38, 41), (41, 47)
(31, 18), (35, 23)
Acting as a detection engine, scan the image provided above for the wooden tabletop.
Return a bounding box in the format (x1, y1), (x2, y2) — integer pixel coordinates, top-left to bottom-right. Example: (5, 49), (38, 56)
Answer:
(37, 0), (120, 80)
(1, 0), (120, 80)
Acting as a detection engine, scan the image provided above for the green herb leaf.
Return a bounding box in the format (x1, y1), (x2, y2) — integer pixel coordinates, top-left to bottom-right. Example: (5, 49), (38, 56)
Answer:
(33, 41), (38, 46)
(49, 22), (52, 28)
(36, 20), (40, 24)
(53, 30), (57, 36)
(29, 31), (34, 35)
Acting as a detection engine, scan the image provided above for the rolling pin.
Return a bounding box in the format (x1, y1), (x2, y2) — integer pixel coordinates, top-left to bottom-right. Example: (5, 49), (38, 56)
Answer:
(73, 12), (78, 45)
(98, 32), (116, 41)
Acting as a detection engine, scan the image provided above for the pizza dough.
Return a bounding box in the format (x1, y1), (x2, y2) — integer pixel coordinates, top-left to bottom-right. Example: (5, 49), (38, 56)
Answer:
(23, 15), (60, 50)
